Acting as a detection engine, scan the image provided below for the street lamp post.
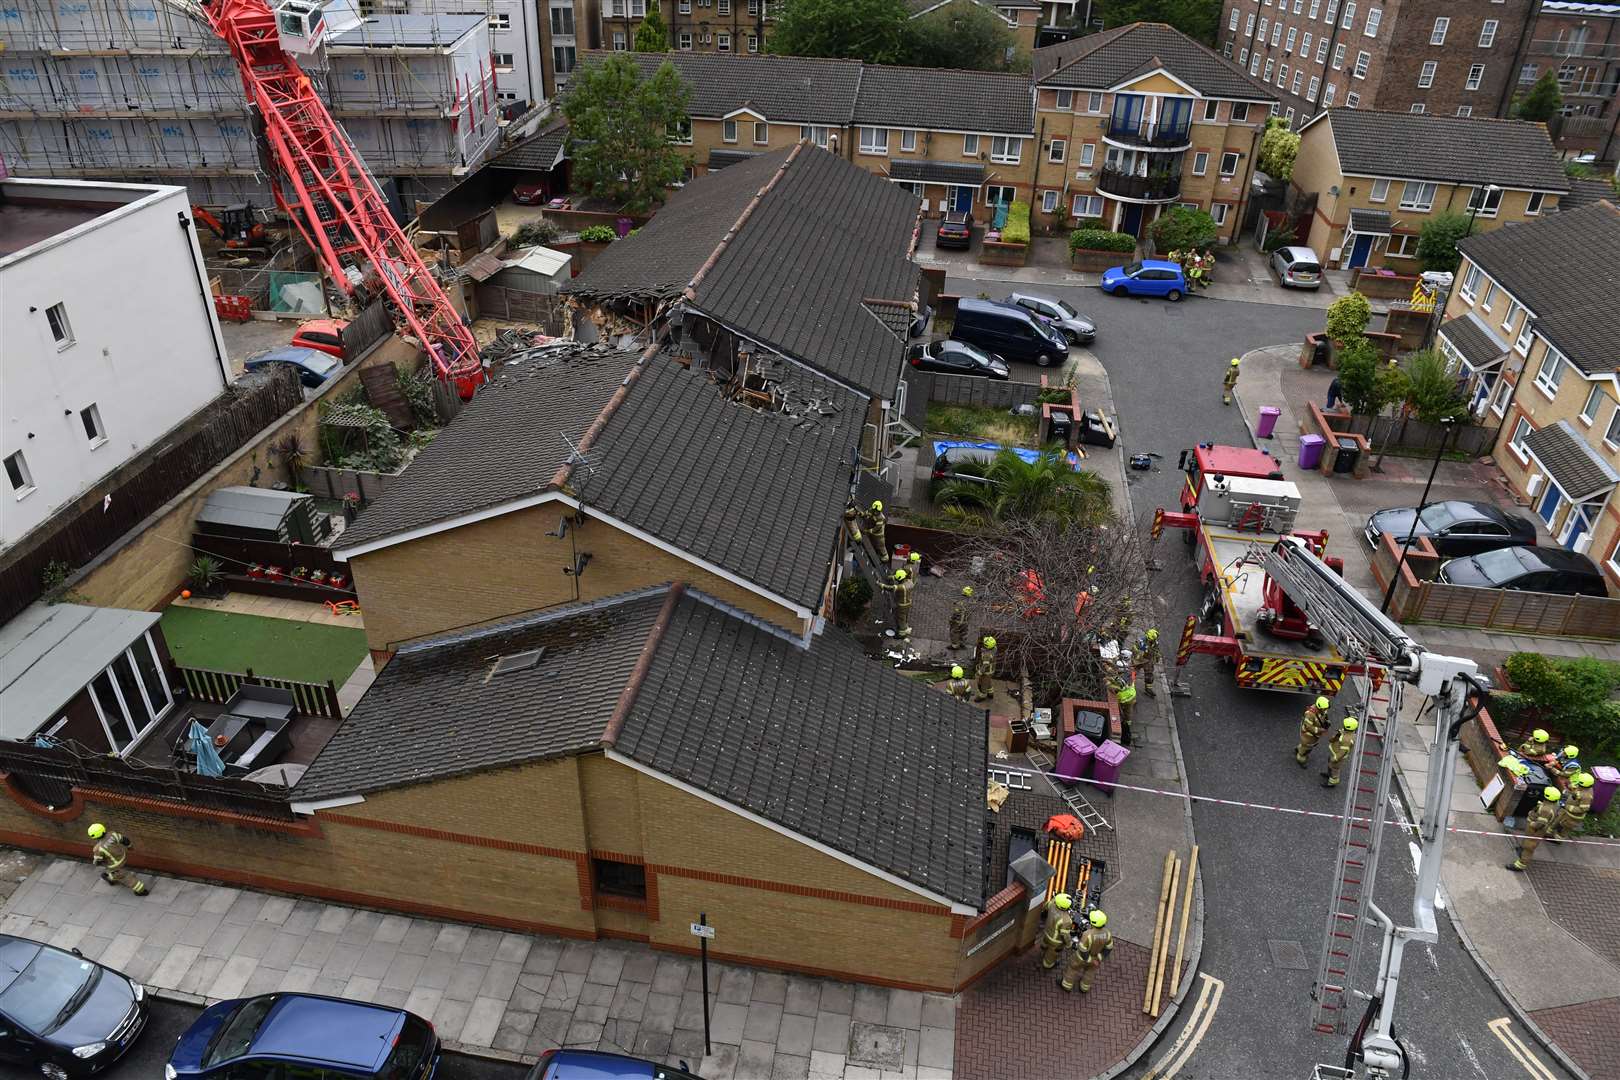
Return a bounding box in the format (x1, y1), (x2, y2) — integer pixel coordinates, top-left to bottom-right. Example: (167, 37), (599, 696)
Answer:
(1380, 417), (1458, 614)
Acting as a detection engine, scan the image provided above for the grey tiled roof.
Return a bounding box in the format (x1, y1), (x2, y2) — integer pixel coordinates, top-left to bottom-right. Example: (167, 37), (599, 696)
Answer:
(853, 65), (1033, 135)
(689, 145), (920, 398)
(1524, 420), (1620, 501)
(1457, 201), (1620, 373)
(708, 149), (758, 170)
(1311, 109), (1569, 192)
(580, 50), (862, 126)
(563, 150), (786, 304)
(488, 121), (568, 172)
(1563, 178), (1616, 210)
(577, 355), (861, 610)
(888, 160), (987, 185)
(1437, 313), (1509, 371)
(1348, 208), (1392, 235)
(294, 588), (671, 800)
(616, 589), (988, 908)
(335, 346), (642, 553)
(1034, 21), (1277, 102)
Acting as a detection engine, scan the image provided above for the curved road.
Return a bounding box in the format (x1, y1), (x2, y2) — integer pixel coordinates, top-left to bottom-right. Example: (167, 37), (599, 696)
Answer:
(943, 277), (1573, 1080)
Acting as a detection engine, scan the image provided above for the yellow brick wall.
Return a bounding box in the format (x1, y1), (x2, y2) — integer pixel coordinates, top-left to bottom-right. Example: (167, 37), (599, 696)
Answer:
(579, 753), (644, 856)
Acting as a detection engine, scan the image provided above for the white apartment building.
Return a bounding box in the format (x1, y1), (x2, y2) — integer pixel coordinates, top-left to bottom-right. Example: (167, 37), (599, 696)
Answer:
(0, 179), (231, 548)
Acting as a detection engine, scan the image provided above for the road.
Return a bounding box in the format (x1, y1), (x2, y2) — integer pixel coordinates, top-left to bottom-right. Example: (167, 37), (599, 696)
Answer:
(104, 998), (531, 1080)
(945, 278), (1573, 1080)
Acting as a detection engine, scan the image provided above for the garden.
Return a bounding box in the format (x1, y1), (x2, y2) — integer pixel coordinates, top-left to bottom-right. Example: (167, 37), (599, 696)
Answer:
(159, 606), (369, 688)
(1491, 652), (1620, 838)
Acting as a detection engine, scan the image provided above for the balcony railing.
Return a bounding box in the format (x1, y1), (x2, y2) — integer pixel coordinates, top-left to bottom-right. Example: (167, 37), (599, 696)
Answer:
(1097, 167), (1183, 202)
(1104, 120), (1192, 149)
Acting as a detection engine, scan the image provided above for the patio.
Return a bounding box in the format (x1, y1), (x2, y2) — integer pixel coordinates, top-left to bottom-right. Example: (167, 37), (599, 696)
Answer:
(125, 694), (342, 779)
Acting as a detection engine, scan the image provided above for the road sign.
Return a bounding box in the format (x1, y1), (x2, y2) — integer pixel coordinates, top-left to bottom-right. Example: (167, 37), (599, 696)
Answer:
(690, 922), (716, 939)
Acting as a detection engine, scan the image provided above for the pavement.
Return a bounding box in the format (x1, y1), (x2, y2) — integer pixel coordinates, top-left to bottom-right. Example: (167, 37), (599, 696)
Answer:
(1232, 345), (1620, 1079)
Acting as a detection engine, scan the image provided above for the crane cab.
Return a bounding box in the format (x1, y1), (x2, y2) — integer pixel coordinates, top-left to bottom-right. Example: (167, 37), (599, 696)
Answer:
(276, 0), (327, 54)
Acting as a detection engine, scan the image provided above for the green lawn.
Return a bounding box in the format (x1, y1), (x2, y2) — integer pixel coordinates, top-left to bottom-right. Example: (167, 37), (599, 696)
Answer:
(159, 607), (368, 687)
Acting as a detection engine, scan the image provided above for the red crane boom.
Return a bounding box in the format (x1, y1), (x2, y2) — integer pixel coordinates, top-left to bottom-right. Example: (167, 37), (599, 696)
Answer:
(199, 0), (484, 396)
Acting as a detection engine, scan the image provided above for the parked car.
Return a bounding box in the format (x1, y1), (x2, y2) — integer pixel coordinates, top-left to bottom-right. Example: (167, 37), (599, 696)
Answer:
(0, 933), (148, 1078)
(1363, 500), (1538, 557)
(935, 212), (974, 250)
(950, 298), (1070, 367)
(526, 1047), (703, 1079)
(511, 182), (547, 205)
(289, 318), (350, 359)
(166, 993), (438, 1080)
(243, 345), (342, 389)
(910, 302), (933, 339)
(906, 339), (1009, 379)
(1100, 259), (1187, 301)
(1270, 245), (1323, 290)
(1437, 546), (1607, 597)
(1005, 293), (1096, 344)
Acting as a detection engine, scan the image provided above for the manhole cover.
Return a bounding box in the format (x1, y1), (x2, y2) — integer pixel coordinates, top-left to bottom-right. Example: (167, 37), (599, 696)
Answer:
(847, 1022), (907, 1070)
(1269, 939), (1309, 970)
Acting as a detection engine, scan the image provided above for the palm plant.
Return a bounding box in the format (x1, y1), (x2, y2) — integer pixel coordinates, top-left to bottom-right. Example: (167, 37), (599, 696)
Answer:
(935, 448), (1111, 527)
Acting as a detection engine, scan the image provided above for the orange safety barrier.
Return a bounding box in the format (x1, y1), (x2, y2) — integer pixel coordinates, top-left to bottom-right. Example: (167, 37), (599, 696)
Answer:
(215, 294), (253, 323)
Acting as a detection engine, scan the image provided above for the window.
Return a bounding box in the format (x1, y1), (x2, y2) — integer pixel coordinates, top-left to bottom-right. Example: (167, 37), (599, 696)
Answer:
(963, 133), (980, 155)
(1608, 409), (1620, 449)
(1310, 0), (1320, 15)
(4, 451), (33, 497)
(630, 0), (645, 14)
(1211, 202), (1230, 225)
(592, 858), (646, 900)
(492, 52), (513, 70)
(611, 31), (625, 50)
(1515, 320), (1534, 355)
(45, 302), (72, 347)
(670, 117), (692, 144)
(1193, 151), (1209, 175)
(1291, 70), (1304, 93)
(1042, 190), (1058, 213)
(1527, 191), (1544, 215)
(1056, 89), (1074, 111)
(1308, 77), (1320, 102)
(1354, 51), (1370, 79)
(1332, 43), (1345, 69)
(718, 0), (729, 11)
(748, 0), (761, 12)
(899, 129), (916, 152)
(722, 119), (738, 143)
(1468, 185), (1502, 217)
(990, 136), (1021, 163)
(496, 91), (518, 103)
(1490, 377), (1512, 417)
(717, 32), (730, 51)
(1322, 82), (1337, 106)
(1520, 64), (1539, 84)
(1509, 418), (1531, 460)
(1245, 13), (1255, 35)
(1535, 349), (1567, 398)
(1364, 6), (1379, 36)
(1480, 280), (1496, 308)
(1300, 31), (1312, 56)
(678, 0), (690, 10)
(1410, 103), (1427, 114)
(1287, 27), (1297, 50)
(80, 404), (105, 448)
(1079, 142), (1095, 167)
(1271, 23), (1283, 46)
(1430, 17), (1448, 45)
(1466, 64), (1485, 91)
(1480, 20), (1498, 47)
(1501, 300), (1522, 335)
(859, 127), (888, 154)
(490, 12), (510, 29)
(1230, 8), (1240, 31)
(747, 34), (758, 53)
(1582, 385), (1604, 425)
(1220, 151), (1239, 176)
(551, 7), (574, 34)
(1264, 58), (1274, 82)
(754, 121), (769, 145)
(1341, 0), (1355, 28)
(1285, 106), (1296, 123)
(1087, 91), (1104, 113)
(1316, 38), (1329, 63)
(1418, 61), (1436, 88)
(1049, 138), (1066, 163)
(986, 184), (1015, 205)
(1278, 63), (1288, 88)
(553, 44), (575, 72)
(1460, 263), (1482, 300)
(800, 124), (828, 147)
(678, 31), (692, 49)
(1180, 202), (1201, 213)
(1456, 106), (1473, 117)
(1259, 17), (1268, 39)
(1251, 55), (1261, 77)
(1399, 181), (1437, 210)
(1241, 46), (1250, 64)
(1231, 102), (1249, 122)
(1364, 178), (1389, 205)
(1072, 194), (1103, 217)
(1326, 0), (1339, 21)
(1203, 99), (1219, 122)
(1345, 91), (1360, 107)
(1387, 232), (1418, 258)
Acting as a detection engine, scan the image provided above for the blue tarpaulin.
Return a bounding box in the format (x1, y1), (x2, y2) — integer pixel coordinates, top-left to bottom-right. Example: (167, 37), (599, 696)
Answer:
(188, 720), (226, 778)
(932, 440), (1082, 471)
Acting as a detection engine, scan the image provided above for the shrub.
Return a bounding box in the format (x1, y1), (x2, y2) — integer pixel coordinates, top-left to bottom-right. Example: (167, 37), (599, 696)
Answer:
(1069, 228), (1135, 253)
(1415, 211), (1474, 273)
(1261, 221), (1296, 253)
(1001, 200), (1031, 245)
(188, 555), (223, 591)
(1256, 119), (1301, 182)
(510, 220), (560, 247)
(578, 224), (617, 243)
(1150, 206), (1218, 253)
(835, 576), (873, 625)
(1073, 217), (1106, 230)
(1501, 652), (1620, 755)
(1325, 291), (1372, 342)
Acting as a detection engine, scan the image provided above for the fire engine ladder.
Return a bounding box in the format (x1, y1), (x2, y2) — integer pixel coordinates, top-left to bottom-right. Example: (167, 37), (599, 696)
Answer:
(1025, 745), (1110, 833)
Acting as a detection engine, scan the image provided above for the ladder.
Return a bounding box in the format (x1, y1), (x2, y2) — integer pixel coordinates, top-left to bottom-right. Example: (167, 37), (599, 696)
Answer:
(1310, 672), (1402, 1033)
(1026, 746), (1111, 832)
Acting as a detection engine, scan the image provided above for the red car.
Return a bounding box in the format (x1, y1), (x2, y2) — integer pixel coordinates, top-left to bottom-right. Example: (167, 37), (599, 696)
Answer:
(289, 318), (349, 360)
(512, 182), (547, 205)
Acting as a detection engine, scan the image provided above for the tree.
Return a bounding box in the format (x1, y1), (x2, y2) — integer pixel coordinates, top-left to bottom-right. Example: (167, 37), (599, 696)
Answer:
(1256, 116), (1301, 182)
(1150, 206), (1218, 253)
(1516, 71), (1563, 124)
(905, 3), (1020, 72)
(1095, 0), (1221, 44)
(1325, 291), (1372, 342)
(935, 448), (1112, 528)
(633, 4), (668, 51)
(1400, 349), (1467, 425)
(561, 56), (691, 212)
(769, 0), (912, 64)
(1416, 210), (1475, 273)
(1336, 337), (1403, 430)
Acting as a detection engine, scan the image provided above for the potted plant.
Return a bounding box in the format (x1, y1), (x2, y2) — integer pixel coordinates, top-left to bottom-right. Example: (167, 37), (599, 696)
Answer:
(266, 565), (285, 581)
(247, 563), (265, 579)
(187, 555), (225, 598)
(328, 573), (348, 590)
(310, 569), (328, 586)
(342, 491), (362, 523)
(292, 566), (310, 581)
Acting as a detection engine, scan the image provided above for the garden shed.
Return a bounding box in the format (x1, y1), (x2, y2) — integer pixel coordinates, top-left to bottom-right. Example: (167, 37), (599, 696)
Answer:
(196, 486), (330, 546)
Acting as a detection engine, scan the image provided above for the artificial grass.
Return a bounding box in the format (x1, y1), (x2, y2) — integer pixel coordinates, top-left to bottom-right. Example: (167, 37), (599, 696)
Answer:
(158, 606), (368, 687)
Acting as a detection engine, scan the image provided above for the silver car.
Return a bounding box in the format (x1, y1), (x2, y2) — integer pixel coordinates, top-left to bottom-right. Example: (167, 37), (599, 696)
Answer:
(1005, 292), (1096, 344)
(1270, 245), (1322, 290)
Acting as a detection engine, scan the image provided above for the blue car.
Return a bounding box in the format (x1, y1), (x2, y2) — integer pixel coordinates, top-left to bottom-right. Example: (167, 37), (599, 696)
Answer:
(1100, 259), (1188, 301)
(166, 993), (439, 1080)
(244, 345), (343, 388)
(527, 1048), (703, 1078)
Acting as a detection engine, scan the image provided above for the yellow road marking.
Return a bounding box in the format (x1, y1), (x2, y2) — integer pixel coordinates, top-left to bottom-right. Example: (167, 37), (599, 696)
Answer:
(1488, 1017), (1557, 1080)
(1143, 972), (1225, 1079)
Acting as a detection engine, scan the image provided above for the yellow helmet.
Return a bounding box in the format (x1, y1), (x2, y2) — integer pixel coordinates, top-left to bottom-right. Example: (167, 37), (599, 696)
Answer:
(1343, 718), (1359, 732)
(1511, 761), (1530, 777)
(1054, 893), (1072, 910)
(1543, 786), (1562, 802)
(894, 569), (908, 582)
(951, 665), (965, 679)
(983, 636), (997, 649)
(1574, 772), (1595, 788)
(909, 552), (922, 563)
(962, 586), (974, 597)
(870, 500), (884, 512)
(1559, 745), (1579, 759)
(1089, 910), (1108, 928)
(1315, 696), (1331, 710)
(87, 823), (106, 840)
(1531, 729), (1550, 744)
(1146, 629), (1159, 641)
(1230, 357), (1241, 366)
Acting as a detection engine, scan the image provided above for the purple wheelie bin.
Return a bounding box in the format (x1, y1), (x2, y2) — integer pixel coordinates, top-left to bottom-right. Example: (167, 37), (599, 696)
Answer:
(1091, 739), (1131, 793)
(1298, 433), (1327, 470)
(1056, 733), (1097, 783)
(1590, 765), (1620, 815)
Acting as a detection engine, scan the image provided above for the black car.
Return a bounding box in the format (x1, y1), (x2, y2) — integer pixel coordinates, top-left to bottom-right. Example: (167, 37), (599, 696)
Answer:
(1437, 545), (1607, 597)
(950, 298), (1070, 367)
(1364, 500), (1538, 557)
(0, 935), (148, 1078)
(905, 339), (1009, 379)
(936, 212), (973, 250)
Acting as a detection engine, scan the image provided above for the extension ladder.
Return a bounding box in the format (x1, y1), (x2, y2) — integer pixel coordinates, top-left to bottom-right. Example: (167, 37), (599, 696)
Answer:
(1026, 745), (1111, 833)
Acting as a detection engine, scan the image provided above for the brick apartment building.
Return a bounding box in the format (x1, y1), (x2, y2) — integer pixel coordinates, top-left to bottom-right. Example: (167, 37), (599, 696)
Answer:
(1220, 0), (1537, 126)
(599, 0), (774, 55)
(1511, 0), (1620, 159)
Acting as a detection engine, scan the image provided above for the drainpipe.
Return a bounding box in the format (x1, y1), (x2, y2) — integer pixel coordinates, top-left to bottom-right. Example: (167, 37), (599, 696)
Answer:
(178, 211), (229, 390)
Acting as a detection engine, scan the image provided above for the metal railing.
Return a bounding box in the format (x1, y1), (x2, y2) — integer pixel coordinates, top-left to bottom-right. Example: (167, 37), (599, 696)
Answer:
(1105, 119), (1192, 148)
(1097, 167), (1183, 202)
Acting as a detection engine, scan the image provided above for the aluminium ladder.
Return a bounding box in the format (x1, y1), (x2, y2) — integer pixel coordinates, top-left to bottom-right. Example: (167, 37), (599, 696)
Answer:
(1026, 745), (1110, 833)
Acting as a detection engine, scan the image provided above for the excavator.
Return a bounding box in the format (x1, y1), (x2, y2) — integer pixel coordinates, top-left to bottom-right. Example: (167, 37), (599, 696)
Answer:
(188, 0), (485, 397)
(191, 202), (274, 250)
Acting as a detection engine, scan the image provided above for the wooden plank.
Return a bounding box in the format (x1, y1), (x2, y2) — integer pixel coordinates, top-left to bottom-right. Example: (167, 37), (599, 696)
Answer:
(359, 363), (415, 430)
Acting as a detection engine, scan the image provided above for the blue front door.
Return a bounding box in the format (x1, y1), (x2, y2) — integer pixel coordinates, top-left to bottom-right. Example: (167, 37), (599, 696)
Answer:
(952, 186), (973, 213)
(1562, 507), (1591, 551)
(1537, 483), (1564, 526)
(1121, 203), (1144, 236)
(1348, 234), (1374, 269)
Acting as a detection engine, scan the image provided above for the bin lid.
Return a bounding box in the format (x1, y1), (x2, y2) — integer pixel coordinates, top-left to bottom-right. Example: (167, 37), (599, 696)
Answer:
(1591, 764), (1619, 782)
(1300, 433), (1326, 447)
(1095, 739), (1131, 765)
(1064, 732), (1098, 752)
(1337, 437), (1359, 450)
(1259, 406), (1282, 417)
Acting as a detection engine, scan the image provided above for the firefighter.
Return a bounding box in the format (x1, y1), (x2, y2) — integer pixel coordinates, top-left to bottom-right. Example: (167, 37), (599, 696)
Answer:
(975, 637), (997, 701)
(844, 503), (864, 547)
(1039, 893), (1075, 969)
(1114, 677), (1138, 746)
(1295, 696), (1332, 767)
(1222, 357), (1240, 405)
(1507, 786), (1562, 871)
(88, 823), (148, 896)
(908, 551), (923, 577)
(1552, 744), (1582, 780)
(946, 665), (972, 701)
(1060, 909), (1114, 992)
(867, 500), (888, 562)
(1113, 596), (1134, 644)
(876, 569), (914, 639)
(1136, 628), (1161, 696)
(1555, 772), (1596, 838)
(1321, 717), (1359, 787)
(949, 587), (973, 650)
(1516, 728), (1552, 761)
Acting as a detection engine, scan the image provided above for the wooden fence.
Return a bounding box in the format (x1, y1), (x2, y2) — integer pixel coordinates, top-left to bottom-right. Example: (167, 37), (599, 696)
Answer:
(341, 300), (394, 359)
(0, 366), (304, 625)
(475, 284), (571, 329)
(302, 465), (398, 502)
(191, 530), (346, 580)
(177, 664), (343, 720)
(902, 369), (1046, 427)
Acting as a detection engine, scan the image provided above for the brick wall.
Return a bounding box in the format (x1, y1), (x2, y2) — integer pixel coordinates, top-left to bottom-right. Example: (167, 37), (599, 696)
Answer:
(1376, 0), (1535, 118)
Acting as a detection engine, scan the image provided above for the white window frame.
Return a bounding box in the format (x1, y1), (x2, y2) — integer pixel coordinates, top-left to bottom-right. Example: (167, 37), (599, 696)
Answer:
(963, 133), (980, 156)
(1232, 102), (1250, 122)
(1056, 89), (1074, 111)
(1203, 99), (1219, 121)
(1332, 43), (1346, 69)
(1534, 348), (1567, 399)
(46, 302), (73, 348)
(1287, 26), (1298, 50)
(1527, 191), (1545, 216)
(990, 135), (1021, 164)
(1322, 82), (1337, 106)
(722, 118), (738, 143)
(1264, 58), (1274, 82)
(1489, 377), (1512, 417)
(1345, 91), (1360, 108)
(1192, 151), (1209, 176)
(747, 34), (758, 53)
(1307, 76), (1320, 101)
(1581, 385), (1604, 425)
(899, 129), (917, 152)
(1271, 22), (1283, 46)
(1410, 104), (1427, 114)
(1509, 417), (1532, 462)
(753, 121), (769, 146)
(1230, 8), (1240, 30)
(670, 117), (693, 144)
(1048, 138), (1066, 163)
(490, 12), (510, 30)
(1087, 92), (1104, 113)
(1398, 181), (1436, 211)
(1219, 151), (1239, 176)
(1466, 64), (1485, 91)
(1211, 203), (1230, 226)
(80, 403), (106, 449)
(1515, 321), (1534, 355)
(1456, 106), (1473, 117)
(1459, 263), (1482, 300)
(1317, 38), (1329, 63)
(1042, 189), (1059, 213)
(1468, 185), (1503, 218)
(1607, 409), (1620, 450)
(800, 124), (828, 148)
(1480, 20), (1498, 47)
(5, 450), (34, 499)
(1369, 178), (1390, 203)
(1301, 31), (1312, 57)
(678, 31), (692, 49)
(859, 127), (888, 155)
(611, 30), (626, 50)
(1341, 0), (1355, 28)
(1431, 17), (1448, 45)
(717, 32), (731, 51)
(493, 52), (514, 70)
(1501, 300), (1522, 335)
(1072, 194), (1103, 218)
(1079, 142), (1096, 167)
(1364, 6), (1380, 36)
(1292, 70), (1304, 94)
(1418, 61), (1436, 88)
(1480, 280), (1497, 309)
(1354, 50), (1370, 79)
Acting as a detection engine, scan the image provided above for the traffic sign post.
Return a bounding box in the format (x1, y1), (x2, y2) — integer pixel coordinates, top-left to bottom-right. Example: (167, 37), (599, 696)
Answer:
(692, 914), (714, 1055)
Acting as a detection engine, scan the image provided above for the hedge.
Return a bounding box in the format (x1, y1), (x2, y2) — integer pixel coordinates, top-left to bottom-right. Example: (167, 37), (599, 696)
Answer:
(1002, 201), (1031, 245)
(1069, 228), (1135, 253)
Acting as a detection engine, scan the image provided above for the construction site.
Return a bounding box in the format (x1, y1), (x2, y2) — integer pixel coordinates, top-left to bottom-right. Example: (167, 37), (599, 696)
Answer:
(0, 1), (502, 208)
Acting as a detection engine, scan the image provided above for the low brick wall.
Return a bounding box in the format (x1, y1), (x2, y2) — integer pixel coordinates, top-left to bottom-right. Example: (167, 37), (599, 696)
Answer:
(979, 240), (1028, 267)
(1071, 248), (1126, 272)
(1350, 267), (1421, 301)
(1302, 401), (1372, 478)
